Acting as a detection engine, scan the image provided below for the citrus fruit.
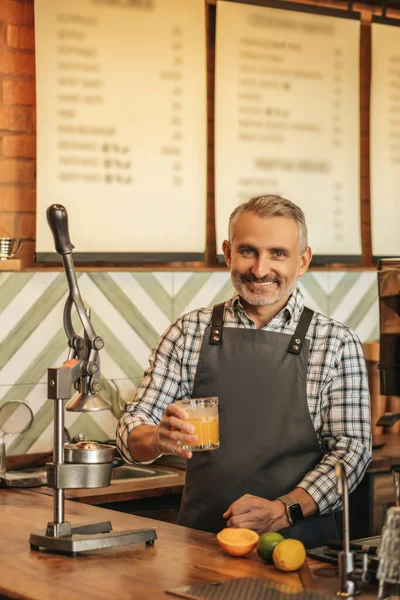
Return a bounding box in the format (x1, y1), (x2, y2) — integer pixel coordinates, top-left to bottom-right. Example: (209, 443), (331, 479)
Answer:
(216, 528), (259, 557)
(257, 532), (285, 563)
(272, 538), (306, 571)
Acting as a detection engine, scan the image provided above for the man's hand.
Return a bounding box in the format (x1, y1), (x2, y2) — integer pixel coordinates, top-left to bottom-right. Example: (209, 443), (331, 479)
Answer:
(223, 494), (290, 534)
(151, 403), (198, 459)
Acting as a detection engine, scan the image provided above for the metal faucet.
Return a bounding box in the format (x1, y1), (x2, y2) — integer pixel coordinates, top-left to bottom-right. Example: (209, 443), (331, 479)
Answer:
(335, 460), (358, 597)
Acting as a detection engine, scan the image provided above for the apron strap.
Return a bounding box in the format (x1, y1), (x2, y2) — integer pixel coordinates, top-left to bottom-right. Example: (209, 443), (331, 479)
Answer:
(209, 302), (225, 345)
(210, 303), (314, 352)
(287, 306), (314, 355)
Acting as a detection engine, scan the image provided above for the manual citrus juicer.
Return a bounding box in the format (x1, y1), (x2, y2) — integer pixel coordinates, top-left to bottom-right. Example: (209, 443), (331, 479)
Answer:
(29, 204), (156, 555)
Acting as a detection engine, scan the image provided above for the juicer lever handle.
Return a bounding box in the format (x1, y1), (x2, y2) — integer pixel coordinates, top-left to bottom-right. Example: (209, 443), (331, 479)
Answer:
(47, 204), (74, 256)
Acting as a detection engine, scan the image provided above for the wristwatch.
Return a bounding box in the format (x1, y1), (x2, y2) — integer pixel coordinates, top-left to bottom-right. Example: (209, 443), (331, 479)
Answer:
(278, 494), (304, 525)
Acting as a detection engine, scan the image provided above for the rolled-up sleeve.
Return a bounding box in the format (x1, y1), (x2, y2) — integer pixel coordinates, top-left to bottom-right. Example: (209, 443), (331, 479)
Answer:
(116, 319), (186, 464)
(297, 329), (372, 514)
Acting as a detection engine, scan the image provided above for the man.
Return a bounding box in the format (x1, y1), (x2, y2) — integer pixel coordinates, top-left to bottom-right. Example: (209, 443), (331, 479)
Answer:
(116, 195), (371, 549)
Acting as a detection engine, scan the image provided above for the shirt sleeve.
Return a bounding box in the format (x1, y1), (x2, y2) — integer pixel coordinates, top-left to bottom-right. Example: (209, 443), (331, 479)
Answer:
(297, 328), (372, 514)
(116, 317), (187, 464)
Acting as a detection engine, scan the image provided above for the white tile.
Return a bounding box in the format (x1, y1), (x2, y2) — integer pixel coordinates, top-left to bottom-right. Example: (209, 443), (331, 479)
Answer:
(172, 272), (194, 295)
(178, 272), (231, 314)
(110, 272), (171, 334)
(0, 272), (59, 344)
(154, 272), (173, 295)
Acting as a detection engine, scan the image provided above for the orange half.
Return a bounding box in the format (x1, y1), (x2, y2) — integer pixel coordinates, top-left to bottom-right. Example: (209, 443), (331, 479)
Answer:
(216, 528), (259, 557)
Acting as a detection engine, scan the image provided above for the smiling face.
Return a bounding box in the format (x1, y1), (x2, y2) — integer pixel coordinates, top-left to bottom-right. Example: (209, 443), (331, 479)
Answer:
(222, 212), (312, 313)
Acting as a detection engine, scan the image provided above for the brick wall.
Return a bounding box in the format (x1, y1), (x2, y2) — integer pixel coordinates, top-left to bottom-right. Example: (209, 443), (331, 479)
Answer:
(0, 0), (35, 266)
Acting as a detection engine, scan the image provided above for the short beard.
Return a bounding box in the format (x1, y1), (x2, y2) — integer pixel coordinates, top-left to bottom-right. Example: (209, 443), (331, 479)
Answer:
(231, 271), (298, 307)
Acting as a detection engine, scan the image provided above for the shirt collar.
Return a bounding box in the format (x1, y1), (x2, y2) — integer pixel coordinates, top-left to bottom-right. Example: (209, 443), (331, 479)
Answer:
(228, 286), (304, 325)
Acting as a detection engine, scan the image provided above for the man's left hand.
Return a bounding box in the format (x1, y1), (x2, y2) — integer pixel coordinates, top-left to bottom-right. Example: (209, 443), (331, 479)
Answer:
(223, 494), (290, 534)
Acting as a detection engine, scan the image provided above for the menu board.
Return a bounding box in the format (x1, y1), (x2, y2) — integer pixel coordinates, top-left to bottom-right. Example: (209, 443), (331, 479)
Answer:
(35, 0), (207, 261)
(370, 20), (400, 258)
(215, 1), (361, 261)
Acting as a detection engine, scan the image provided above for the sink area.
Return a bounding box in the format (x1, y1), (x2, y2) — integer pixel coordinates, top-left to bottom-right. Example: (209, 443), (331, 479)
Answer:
(1, 464), (179, 488)
(110, 464), (178, 483)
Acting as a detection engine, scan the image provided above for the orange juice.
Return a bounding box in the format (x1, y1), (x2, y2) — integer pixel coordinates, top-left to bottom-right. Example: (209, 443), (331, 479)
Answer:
(185, 416), (219, 450)
(176, 397), (219, 451)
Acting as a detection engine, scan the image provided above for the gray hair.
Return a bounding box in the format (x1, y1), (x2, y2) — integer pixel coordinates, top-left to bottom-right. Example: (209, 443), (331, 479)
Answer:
(228, 195), (308, 252)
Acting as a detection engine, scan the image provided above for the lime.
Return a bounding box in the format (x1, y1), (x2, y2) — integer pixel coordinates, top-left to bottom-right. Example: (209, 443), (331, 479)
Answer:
(257, 532), (285, 563)
(272, 538), (306, 571)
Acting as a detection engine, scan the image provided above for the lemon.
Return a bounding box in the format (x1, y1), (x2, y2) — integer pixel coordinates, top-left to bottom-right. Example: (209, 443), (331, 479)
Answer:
(216, 528), (259, 557)
(257, 532), (285, 563)
(272, 538), (306, 571)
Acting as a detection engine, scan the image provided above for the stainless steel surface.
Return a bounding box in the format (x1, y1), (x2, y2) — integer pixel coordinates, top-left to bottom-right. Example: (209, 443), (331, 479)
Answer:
(393, 467), (400, 507)
(66, 310), (109, 412)
(0, 467), (47, 487)
(47, 462), (113, 489)
(336, 460), (358, 597)
(0, 401), (33, 435)
(30, 524), (157, 555)
(3, 463), (179, 487)
(64, 441), (115, 464)
(54, 397), (64, 525)
(336, 462), (350, 554)
(337, 553), (356, 597)
(66, 391), (110, 412)
(45, 521), (72, 538)
(110, 465), (179, 483)
(0, 237), (21, 260)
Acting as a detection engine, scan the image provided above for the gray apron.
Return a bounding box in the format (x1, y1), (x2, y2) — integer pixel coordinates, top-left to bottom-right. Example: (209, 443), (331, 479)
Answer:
(178, 303), (337, 549)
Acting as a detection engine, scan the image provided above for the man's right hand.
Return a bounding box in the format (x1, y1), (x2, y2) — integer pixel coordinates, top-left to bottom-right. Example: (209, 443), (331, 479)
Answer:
(127, 403), (197, 462)
(152, 403), (197, 459)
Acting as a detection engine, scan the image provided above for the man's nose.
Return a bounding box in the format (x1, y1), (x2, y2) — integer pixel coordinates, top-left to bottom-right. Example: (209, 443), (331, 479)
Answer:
(251, 255), (272, 279)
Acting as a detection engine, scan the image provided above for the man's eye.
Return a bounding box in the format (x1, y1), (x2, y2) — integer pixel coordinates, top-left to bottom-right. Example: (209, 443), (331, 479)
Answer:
(274, 250), (286, 258)
(241, 248), (255, 256)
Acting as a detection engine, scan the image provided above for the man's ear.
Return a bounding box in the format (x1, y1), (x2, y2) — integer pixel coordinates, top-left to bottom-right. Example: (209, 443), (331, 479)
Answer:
(298, 246), (312, 277)
(222, 240), (231, 269)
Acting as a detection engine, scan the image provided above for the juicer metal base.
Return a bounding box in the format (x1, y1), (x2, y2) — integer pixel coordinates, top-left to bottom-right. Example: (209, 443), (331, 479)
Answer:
(29, 521), (157, 556)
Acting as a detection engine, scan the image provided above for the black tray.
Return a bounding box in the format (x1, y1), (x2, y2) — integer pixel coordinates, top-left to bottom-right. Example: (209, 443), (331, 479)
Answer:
(166, 577), (337, 600)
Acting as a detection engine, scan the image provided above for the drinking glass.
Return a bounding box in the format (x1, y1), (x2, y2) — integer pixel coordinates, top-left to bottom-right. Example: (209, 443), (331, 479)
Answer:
(176, 397), (219, 451)
(392, 466), (400, 507)
(0, 401), (34, 479)
(0, 432), (5, 476)
(377, 506), (400, 599)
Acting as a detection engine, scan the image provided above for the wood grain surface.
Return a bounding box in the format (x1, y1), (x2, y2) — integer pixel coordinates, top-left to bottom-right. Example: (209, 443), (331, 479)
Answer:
(0, 489), (380, 600)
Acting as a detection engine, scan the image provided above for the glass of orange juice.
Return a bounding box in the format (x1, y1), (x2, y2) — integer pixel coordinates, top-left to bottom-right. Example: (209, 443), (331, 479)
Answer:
(176, 397), (219, 451)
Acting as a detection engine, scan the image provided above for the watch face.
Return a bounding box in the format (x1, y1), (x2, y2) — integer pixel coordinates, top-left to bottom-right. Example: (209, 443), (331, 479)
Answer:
(289, 503), (304, 525)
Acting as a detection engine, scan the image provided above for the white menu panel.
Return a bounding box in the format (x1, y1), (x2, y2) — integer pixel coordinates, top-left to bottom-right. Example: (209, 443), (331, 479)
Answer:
(215, 1), (361, 259)
(371, 21), (400, 258)
(35, 0), (207, 259)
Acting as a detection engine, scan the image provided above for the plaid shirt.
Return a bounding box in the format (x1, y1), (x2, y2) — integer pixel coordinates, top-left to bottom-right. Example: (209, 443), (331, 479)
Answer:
(117, 287), (372, 515)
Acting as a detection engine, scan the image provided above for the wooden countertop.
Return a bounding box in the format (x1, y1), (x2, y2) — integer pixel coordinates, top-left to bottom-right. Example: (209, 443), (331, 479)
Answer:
(369, 434), (400, 472)
(0, 488), (377, 600)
